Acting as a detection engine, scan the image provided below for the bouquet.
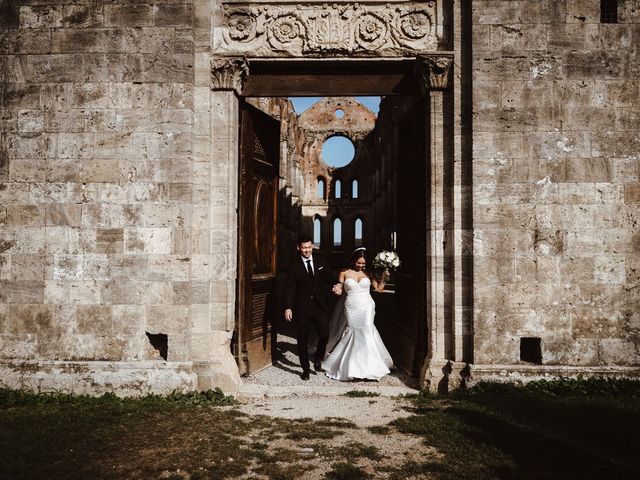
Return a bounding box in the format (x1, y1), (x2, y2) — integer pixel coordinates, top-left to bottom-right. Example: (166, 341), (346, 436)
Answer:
(373, 250), (401, 271)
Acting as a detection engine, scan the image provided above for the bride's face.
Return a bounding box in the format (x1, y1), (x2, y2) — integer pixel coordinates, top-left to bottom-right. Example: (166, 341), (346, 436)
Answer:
(354, 258), (366, 271)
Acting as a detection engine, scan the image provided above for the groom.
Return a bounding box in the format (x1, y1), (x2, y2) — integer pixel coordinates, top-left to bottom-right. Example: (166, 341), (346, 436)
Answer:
(284, 235), (339, 380)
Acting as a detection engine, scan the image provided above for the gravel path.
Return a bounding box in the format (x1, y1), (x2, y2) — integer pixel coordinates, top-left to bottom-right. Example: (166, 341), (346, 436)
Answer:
(238, 335), (420, 400)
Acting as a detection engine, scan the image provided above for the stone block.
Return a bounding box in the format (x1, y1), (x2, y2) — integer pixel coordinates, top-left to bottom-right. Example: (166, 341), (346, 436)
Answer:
(148, 255), (190, 281)
(104, 4), (154, 27)
(565, 0), (600, 24)
(571, 307), (627, 338)
(113, 304), (146, 335)
(94, 132), (132, 158)
(53, 254), (83, 280)
(82, 254), (111, 281)
(124, 27), (174, 54)
(0, 281), (45, 304)
(110, 254), (148, 280)
(4, 304), (54, 334)
(6, 204), (44, 226)
(491, 24), (548, 51)
(155, 3), (194, 28)
(2, 84), (41, 110)
(68, 280), (101, 305)
(52, 28), (126, 53)
(0, 256), (10, 280)
(82, 53), (143, 83)
(624, 183), (640, 203)
(191, 304), (211, 334)
(96, 228), (124, 254)
(594, 256), (626, 284)
(598, 338), (638, 365)
(141, 54), (193, 83)
(45, 204), (82, 227)
(19, 6), (65, 28)
(146, 305), (189, 334)
(124, 228), (172, 254)
(77, 305), (113, 335)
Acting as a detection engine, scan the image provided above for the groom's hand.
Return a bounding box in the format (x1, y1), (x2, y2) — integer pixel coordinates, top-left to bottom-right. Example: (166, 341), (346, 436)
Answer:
(284, 309), (293, 322)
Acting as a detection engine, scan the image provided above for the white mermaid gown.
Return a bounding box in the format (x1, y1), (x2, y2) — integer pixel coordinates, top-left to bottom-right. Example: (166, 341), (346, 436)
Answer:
(321, 277), (394, 381)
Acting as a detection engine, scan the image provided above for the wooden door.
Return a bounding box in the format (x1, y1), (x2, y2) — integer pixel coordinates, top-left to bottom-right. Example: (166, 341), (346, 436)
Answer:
(235, 101), (280, 375)
(389, 98), (427, 376)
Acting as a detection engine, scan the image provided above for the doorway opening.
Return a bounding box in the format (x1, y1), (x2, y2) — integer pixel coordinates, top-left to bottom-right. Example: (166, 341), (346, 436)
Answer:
(232, 61), (430, 384)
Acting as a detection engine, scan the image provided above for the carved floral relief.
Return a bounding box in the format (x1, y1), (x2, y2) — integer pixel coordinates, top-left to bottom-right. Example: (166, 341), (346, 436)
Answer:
(216, 2), (438, 57)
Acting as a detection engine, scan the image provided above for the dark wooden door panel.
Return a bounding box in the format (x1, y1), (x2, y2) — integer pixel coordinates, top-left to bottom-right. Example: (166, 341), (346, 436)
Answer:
(236, 101), (280, 375)
(389, 99), (427, 376)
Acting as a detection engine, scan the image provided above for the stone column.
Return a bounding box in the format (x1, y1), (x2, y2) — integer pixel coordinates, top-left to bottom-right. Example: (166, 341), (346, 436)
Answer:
(415, 54), (464, 392)
(193, 57), (249, 392)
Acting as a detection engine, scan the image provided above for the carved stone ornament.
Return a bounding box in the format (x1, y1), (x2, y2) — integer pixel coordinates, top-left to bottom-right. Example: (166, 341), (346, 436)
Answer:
(211, 57), (250, 94)
(415, 54), (453, 91)
(215, 2), (438, 57)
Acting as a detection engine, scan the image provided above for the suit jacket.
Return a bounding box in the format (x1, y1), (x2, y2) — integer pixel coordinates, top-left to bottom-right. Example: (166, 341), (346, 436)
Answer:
(284, 256), (333, 316)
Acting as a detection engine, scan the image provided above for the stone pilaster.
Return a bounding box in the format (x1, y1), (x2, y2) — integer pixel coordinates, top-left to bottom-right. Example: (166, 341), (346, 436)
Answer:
(192, 56), (252, 392)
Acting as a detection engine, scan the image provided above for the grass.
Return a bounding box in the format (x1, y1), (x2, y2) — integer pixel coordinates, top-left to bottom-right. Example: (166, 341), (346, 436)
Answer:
(343, 390), (381, 398)
(2, 379), (640, 480)
(393, 378), (640, 480)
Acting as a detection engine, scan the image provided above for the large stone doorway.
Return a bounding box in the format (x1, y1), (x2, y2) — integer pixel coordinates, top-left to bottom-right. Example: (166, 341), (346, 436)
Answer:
(211, 1), (471, 391)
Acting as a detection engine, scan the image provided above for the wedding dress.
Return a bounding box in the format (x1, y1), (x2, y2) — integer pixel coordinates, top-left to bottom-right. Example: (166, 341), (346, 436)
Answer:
(321, 277), (393, 381)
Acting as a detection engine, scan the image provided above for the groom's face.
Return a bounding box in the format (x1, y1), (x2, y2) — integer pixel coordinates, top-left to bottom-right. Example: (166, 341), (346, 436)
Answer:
(298, 241), (313, 259)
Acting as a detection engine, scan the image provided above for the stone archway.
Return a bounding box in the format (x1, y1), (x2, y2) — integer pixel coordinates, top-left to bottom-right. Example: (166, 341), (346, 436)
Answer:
(206, 1), (471, 391)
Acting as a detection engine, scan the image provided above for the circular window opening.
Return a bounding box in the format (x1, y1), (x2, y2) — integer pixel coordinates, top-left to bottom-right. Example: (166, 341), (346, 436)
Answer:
(321, 135), (355, 168)
(335, 108), (345, 119)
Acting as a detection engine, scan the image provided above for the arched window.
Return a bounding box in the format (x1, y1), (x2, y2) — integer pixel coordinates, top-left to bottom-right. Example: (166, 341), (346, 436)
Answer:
(352, 179), (359, 199)
(317, 177), (326, 199)
(334, 179), (342, 199)
(354, 218), (363, 247)
(333, 218), (342, 247)
(313, 217), (321, 246)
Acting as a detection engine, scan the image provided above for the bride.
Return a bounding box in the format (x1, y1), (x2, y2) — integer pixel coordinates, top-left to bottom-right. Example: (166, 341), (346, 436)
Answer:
(321, 248), (394, 381)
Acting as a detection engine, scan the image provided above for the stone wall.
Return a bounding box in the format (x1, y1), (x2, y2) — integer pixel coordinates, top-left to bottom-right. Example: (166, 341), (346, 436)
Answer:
(0, 0), (206, 393)
(472, 0), (640, 371)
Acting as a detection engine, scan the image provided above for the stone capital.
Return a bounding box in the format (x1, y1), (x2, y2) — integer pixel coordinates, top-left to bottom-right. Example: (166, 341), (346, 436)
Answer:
(415, 54), (453, 92)
(211, 56), (250, 94)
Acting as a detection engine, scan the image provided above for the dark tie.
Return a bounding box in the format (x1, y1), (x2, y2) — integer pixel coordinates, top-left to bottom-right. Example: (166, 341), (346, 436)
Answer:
(306, 260), (314, 279)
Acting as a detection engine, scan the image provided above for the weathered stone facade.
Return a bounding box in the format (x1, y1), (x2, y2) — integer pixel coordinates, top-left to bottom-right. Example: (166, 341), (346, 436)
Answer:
(0, 0), (638, 394)
(471, 0), (640, 381)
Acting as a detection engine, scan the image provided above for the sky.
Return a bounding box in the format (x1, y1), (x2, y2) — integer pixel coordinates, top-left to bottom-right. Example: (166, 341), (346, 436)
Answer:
(288, 96), (381, 115)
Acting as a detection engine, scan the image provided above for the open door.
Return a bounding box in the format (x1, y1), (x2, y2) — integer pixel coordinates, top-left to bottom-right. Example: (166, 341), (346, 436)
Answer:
(388, 97), (427, 375)
(234, 101), (280, 375)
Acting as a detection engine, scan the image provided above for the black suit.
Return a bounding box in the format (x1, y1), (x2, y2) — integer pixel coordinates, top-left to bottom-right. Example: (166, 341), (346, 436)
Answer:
(284, 256), (333, 372)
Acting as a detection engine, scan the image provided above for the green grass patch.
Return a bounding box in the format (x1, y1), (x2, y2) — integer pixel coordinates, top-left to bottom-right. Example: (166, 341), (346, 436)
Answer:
(395, 378), (640, 479)
(342, 390), (380, 398)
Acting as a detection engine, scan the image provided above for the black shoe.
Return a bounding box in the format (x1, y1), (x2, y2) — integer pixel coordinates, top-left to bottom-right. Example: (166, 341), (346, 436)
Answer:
(314, 361), (325, 372)
(300, 371), (310, 380)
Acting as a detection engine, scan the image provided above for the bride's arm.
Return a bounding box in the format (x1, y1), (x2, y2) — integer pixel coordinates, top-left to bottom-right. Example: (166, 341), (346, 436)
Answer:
(371, 269), (389, 292)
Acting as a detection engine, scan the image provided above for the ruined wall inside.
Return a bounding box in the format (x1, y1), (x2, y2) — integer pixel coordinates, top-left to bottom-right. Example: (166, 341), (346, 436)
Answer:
(296, 98), (377, 257)
(472, 0), (640, 370)
(0, 0), (203, 393)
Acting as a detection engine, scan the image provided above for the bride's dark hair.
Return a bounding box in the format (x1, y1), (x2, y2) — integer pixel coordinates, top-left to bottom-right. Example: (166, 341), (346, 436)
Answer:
(347, 247), (369, 273)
